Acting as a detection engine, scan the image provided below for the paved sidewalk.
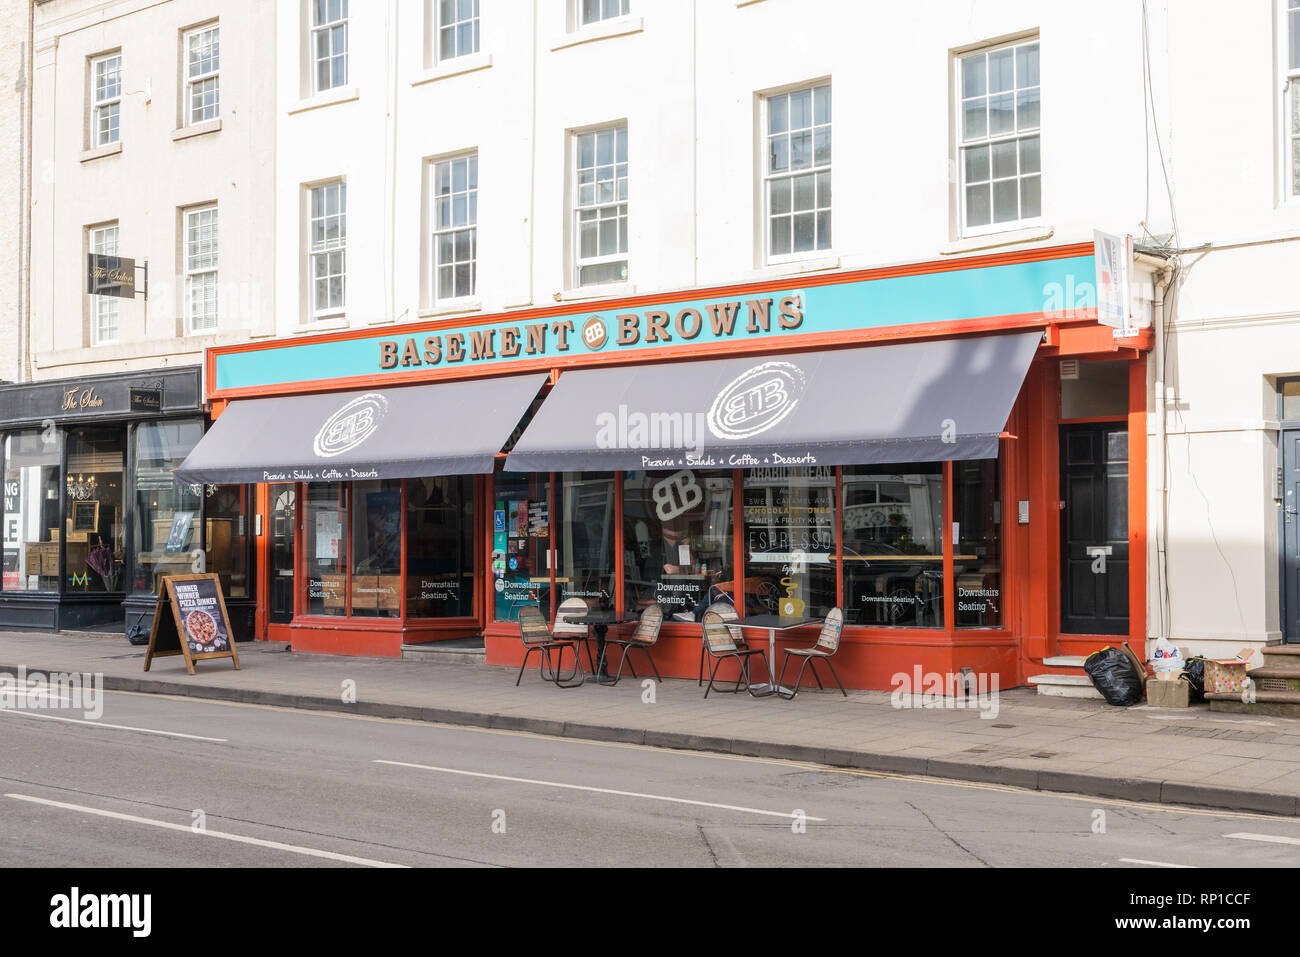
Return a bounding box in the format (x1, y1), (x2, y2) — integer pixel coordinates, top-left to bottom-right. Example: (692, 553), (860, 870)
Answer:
(3, 630), (1299, 816)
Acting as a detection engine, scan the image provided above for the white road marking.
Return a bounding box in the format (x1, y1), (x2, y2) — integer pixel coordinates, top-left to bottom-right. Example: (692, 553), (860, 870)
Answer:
(0, 707), (227, 742)
(1119, 858), (1196, 868)
(5, 793), (406, 868)
(375, 759), (826, 821)
(1225, 832), (1300, 847)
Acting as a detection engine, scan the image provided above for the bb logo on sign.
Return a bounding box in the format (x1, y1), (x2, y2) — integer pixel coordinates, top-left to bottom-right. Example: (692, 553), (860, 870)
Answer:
(707, 361), (806, 440)
(582, 316), (608, 351)
(651, 470), (703, 521)
(313, 393), (389, 458)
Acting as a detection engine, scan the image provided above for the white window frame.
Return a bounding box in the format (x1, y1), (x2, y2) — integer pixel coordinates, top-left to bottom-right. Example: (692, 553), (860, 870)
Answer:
(311, 0), (349, 94)
(309, 181), (347, 321)
(1284, 1), (1300, 200)
(429, 153), (478, 306)
(955, 36), (1042, 238)
(762, 82), (832, 264)
(184, 24), (220, 126)
(89, 223), (120, 346)
(572, 125), (628, 288)
(435, 0), (480, 62)
(90, 53), (122, 147)
(578, 0), (629, 27)
(184, 205), (219, 334)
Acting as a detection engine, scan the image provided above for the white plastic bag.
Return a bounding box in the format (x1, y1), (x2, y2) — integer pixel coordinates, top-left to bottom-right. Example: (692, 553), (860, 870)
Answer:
(1151, 636), (1185, 674)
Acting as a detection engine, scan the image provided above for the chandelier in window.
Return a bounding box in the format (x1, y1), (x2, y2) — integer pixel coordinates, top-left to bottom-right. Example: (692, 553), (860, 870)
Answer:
(65, 473), (98, 501)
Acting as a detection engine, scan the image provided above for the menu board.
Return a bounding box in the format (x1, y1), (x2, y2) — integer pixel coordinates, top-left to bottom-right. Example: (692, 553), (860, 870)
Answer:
(143, 573), (241, 675)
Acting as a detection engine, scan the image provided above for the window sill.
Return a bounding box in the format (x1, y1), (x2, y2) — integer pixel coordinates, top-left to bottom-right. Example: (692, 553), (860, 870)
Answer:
(171, 118), (222, 142)
(411, 52), (493, 87)
(554, 282), (635, 302)
(296, 316), (349, 334)
(761, 254), (840, 276)
(288, 85), (360, 115)
(943, 224), (1054, 255)
(80, 141), (122, 163)
(552, 15), (644, 51)
(418, 298), (482, 318)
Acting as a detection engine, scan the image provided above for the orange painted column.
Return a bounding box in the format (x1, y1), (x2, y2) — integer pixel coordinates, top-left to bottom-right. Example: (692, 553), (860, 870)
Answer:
(1128, 356), (1148, 651)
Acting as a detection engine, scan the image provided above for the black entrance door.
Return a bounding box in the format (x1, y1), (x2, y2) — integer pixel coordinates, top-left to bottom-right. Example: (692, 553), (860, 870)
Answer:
(269, 484), (296, 624)
(1283, 430), (1300, 642)
(1060, 424), (1129, 635)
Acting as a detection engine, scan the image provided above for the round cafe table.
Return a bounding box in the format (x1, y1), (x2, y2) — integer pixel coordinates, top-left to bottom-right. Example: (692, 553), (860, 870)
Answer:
(560, 610), (639, 684)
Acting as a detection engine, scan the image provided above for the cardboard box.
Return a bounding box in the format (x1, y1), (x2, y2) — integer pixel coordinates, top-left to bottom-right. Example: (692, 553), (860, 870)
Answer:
(1147, 677), (1191, 707)
(1205, 646), (1261, 695)
(1205, 659), (1249, 694)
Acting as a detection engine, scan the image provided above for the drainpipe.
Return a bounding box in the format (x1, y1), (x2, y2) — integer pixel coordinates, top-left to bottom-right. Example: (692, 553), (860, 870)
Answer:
(1136, 253), (1171, 643)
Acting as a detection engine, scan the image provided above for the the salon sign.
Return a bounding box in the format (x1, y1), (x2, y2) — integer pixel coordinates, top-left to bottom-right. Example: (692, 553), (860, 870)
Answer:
(208, 250), (1097, 395)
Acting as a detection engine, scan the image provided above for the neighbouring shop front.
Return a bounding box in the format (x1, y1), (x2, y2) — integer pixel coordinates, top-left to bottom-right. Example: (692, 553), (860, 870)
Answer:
(182, 242), (1154, 689)
(0, 367), (255, 640)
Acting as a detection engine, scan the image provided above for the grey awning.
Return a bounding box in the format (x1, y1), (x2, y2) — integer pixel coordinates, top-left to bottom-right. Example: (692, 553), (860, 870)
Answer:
(175, 374), (548, 484)
(505, 332), (1040, 472)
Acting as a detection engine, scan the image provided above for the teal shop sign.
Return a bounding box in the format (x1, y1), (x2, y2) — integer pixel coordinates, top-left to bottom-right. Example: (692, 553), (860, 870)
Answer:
(212, 251), (1096, 394)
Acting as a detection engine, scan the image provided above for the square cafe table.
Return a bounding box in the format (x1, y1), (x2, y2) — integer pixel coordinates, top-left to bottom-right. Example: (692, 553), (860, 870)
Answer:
(735, 613), (823, 697)
(560, 610), (640, 684)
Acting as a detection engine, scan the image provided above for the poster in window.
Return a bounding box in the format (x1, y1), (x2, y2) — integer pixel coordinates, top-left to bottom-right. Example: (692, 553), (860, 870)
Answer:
(164, 510), (194, 552)
(315, 510), (341, 559)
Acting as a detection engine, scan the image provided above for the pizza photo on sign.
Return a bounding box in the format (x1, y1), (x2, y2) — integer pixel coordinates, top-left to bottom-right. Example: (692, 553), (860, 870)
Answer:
(185, 609), (227, 653)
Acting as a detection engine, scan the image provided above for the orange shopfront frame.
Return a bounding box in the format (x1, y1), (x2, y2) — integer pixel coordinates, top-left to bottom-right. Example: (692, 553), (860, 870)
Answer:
(201, 241), (1151, 689)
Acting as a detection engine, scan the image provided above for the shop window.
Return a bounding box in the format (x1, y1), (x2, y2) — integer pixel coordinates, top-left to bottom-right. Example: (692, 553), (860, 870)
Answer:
(131, 420), (205, 595)
(64, 427), (125, 594)
(350, 479), (402, 618)
(622, 469), (733, 620)
(841, 465), (943, 628)
(3, 431), (63, 593)
(954, 459), (1002, 628)
(555, 472), (616, 610)
(305, 482), (348, 616)
(206, 485), (250, 599)
(406, 475), (475, 618)
(492, 472), (551, 622)
(742, 467), (836, 618)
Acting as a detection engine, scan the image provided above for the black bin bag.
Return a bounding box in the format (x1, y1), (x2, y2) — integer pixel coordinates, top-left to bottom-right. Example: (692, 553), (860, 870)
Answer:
(1082, 646), (1144, 707)
(1182, 656), (1207, 703)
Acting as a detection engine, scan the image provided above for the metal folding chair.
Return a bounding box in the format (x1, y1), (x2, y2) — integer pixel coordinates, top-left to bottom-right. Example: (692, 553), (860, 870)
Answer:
(515, 605), (583, 688)
(605, 604), (664, 686)
(776, 607), (848, 699)
(701, 610), (771, 699)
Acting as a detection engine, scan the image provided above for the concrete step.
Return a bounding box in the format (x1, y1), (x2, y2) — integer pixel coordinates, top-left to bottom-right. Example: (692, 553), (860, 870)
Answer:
(1042, 655), (1087, 668)
(1262, 645), (1300, 668)
(1027, 673), (1103, 699)
(1207, 689), (1300, 719)
(401, 639), (486, 665)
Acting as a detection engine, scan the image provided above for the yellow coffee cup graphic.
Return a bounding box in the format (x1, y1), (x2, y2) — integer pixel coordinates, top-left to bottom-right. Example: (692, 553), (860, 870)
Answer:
(779, 576), (806, 617)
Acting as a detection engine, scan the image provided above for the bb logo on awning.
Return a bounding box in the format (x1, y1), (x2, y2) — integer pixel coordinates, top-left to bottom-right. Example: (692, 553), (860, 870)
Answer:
(707, 361), (805, 440)
(313, 393), (389, 457)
